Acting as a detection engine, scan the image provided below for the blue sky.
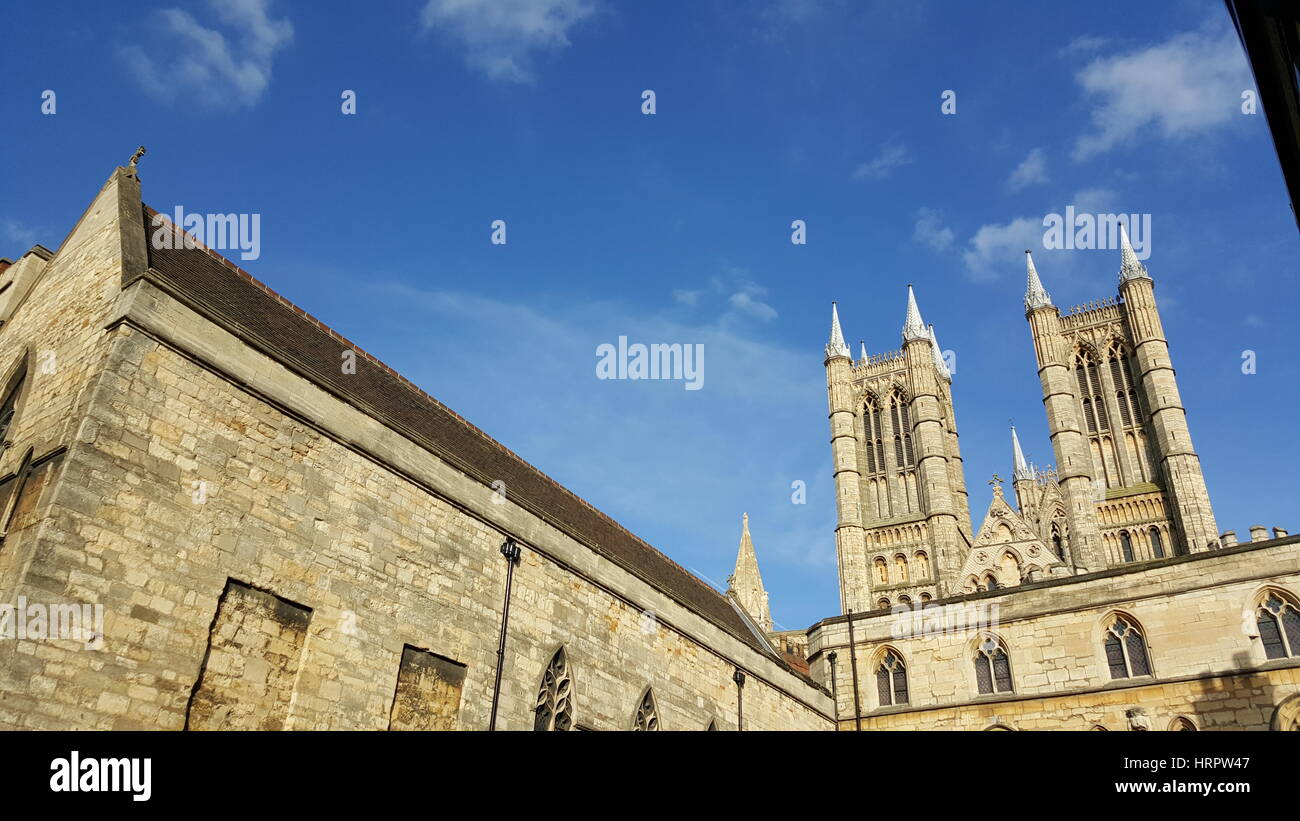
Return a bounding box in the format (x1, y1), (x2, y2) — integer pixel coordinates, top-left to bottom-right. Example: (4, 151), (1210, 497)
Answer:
(2, 0), (1297, 631)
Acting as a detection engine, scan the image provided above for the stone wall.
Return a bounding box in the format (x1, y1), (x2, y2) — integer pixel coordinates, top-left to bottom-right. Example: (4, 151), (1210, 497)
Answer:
(0, 169), (832, 731)
(808, 539), (1300, 730)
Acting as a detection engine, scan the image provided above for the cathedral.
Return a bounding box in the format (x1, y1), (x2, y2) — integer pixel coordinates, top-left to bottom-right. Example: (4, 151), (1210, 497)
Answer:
(0, 163), (1297, 731)
(723, 227), (1300, 730)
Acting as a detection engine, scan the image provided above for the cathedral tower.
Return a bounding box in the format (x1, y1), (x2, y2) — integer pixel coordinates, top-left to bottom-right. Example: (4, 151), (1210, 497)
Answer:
(825, 289), (973, 612)
(1023, 229), (1218, 565)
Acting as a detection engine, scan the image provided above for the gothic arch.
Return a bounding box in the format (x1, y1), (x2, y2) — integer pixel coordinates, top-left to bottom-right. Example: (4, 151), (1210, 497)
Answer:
(968, 632), (1014, 696)
(1247, 585), (1300, 661)
(1097, 610), (1154, 680)
(632, 686), (661, 731)
(870, 646), (909, 709)
(533, 645), (575, 731)
(1168, 716), (1197, 731)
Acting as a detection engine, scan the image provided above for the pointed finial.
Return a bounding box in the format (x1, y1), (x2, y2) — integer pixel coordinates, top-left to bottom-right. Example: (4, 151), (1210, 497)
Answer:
(1024, 250), (1052, 310)
(825, 302), (851, 360)
(1011, 426), (1033, 480)
(928, 324), (951, 380)
(859, 340), (868, 362)
(902, 285), (927, 342)
(1118, 221), (1150, 282)
(128, 146), (147, 167)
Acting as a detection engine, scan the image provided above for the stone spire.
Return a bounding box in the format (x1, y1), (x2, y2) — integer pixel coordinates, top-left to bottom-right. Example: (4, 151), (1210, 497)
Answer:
(902, 284), (927, 342)
(825, 302), (850, 360)
(1011, 426), (1033, 481)
(928, 324), (951, 380)
(1118, 221), (1150, 282)
(727, 513), (772, 633)
(1024, 250), (1052, 310)
(859, 340), (868, 363)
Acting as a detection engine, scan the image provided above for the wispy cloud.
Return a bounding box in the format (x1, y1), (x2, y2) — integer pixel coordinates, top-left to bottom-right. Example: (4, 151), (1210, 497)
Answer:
(1005, 147), (1049, 191)
(1, 219), (39, 252)
(120, 0), (293, 109)
(913, 207), (954, 252)
(421, 0), (598, 83)
(1072, 24), (1251, 160)
(851, 142), (913, 180)
(962, 188), (1117, 281)
(675, 268), (779, 322)
(1059, 34), (1108, 57)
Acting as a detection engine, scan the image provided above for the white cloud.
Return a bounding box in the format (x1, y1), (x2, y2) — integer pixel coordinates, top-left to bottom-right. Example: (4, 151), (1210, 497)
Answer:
(961, 188), (1119, 281)
(729, 286), (778, 321)
(851, 142), (913, 180)
(672, 288), (702, 306)
(912, 207), (954, 252)
(421, 0), (598, 83)
(1, 219), (39, 252)
(1006, 148), (1049, 191)
(962, 216), (1043, 282)
(120, 0), (293, 109)
(1072, 25), (1252, 160)
(1059, 34), (1108, 56)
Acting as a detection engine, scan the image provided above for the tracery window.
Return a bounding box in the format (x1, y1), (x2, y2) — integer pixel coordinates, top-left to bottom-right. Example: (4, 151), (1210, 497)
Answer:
(973, 636), (1013, 695)
(863, 398), (885, 475)
(632, 688), (659, 731)
(1258, 591), (1300, 660)
(875, 649), (908, 707)
(890, 392), (914, 468)
(1104, 615), (1151, 679)
(533, 647), (574, 731)
(1075, 351), (1108, 433)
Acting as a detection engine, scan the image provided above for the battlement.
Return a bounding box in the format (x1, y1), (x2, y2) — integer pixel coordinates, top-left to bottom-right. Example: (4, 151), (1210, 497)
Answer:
(852, 348), (905, 374)
(1060, 297), (1123, 330)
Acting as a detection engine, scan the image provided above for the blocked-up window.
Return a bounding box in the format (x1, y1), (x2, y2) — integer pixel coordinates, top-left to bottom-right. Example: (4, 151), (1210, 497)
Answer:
(186, 579), (312, 731)
(388, 645), (467, 731)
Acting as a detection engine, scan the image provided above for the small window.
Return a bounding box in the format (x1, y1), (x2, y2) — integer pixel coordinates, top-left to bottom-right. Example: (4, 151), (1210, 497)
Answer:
(1258, 592), (1300, 660)
(974, 636), (1013, 695)
(1120, 531), (1134, 562)
(875, 650), (908, 707)
(1104, 615), (1151, 679)
(632, 688), (659, 731)
(1149, 527), (1164, 559)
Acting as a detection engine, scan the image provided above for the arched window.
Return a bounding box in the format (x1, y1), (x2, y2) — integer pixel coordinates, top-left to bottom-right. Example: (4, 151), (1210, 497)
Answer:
(874, 557), (888, 585)
(1257, 591), (1300, 660)
(898, 595), (911, 606)
(632, 688), (659, 731)
(0, 372), (25, 445)
(1120, 531), (1134, 562)
(1051, 522), (1065, 561)
(706, 719), (718, 731)
(534, 647), (574, 731)
(919, 592), (932, 603)
(894, 554), (908, 582)
(1149, 527), (1164, 559)
(1075, 350), (1108, 434)
(983, 573), (999, 591)
(863, 398), (884, 475)
(890, 391), (914, 468)
(875, 649), (908, 707)
(915, 551), (930, 579)
(1103, 615), (1151, 679)
(1171, 717), (1197, 731)
(877, 598), (890, 609)
(973, 636), (1013, 695)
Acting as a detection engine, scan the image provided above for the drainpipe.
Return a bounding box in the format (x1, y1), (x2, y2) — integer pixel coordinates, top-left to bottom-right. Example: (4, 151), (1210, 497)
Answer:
(846, 609), (862, 731)
(733, 668), (745, 731)
(488, 537), (522, 731)
(827, 650), (840, 730)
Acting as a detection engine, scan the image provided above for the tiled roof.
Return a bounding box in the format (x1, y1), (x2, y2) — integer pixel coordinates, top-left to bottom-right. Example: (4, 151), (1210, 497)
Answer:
(137, 206), (796, 671)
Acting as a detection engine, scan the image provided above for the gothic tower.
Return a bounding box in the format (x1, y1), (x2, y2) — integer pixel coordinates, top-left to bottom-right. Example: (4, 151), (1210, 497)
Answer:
(1023, 229), (1218, 565)
(727, 513), (772, 633)
(825, 289), (973, 613)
